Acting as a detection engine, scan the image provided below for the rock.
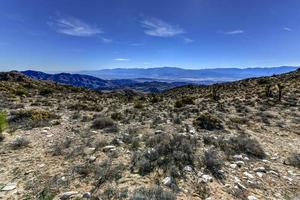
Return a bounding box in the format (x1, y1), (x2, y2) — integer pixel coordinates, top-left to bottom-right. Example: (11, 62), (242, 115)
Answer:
(233, 155), (244, 160)
(1, 182), (17, 191)
(183, 165), (193, 172)
(247, 195), (258, 200)
(41, 130), (48, 134)
(162, 177), (172, 186)
(155, 130), (164, 135)
(59, 191), (78, 200)
(89, 156), (96, 162)
(235, 161), (245, 167)
(102, 145), (116, 152)
(230, 163), (237, 169)
(254, 167), (266, 173)
(236, 182), (247, 190)
(201, 174), (213, 183)
(268, 170), (279, 177)
(43, 127), (51, 131)
(243, 172), (255, 179)
(256, 172), (264, 178)
(82, 192), (91, 199)
(83, 147), (96, 155)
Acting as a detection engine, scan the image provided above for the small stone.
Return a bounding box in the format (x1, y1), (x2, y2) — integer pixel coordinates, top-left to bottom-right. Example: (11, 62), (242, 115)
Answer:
(254, 167), (266, 173)
(89, 156), (96, 162)
(230, 163), (237, 169)
(82, 192), (91, 199)
(162, 177), (172, 186)
(235, 161), (245, 167)
(268, 170), (279, 177)
(247, 195), (258, 200)
(1, 182), (17, 191)
(243, 172), (255, 179)
(59, 191), (78, 200)
(236, 182), (247, 190)
(41, 130), (48, 134)
(256, 172), (263, 178)
(202, 174), (213, 183)
(183, 165), (193, 172)
(233, 155), (244, 160)
(46, 134), (53, 138)
(155, 130), (164, 135)
(61, 176), (67, 182)
(43, 127), (51, 131)
(83, 147), (96, 155)
(102, 145), (116, 152)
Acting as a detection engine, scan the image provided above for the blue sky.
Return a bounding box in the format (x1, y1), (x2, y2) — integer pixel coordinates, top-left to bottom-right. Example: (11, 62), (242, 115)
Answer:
(0, 0), (300, 71)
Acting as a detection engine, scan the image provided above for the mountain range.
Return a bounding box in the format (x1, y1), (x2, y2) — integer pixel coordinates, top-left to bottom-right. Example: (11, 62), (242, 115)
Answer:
(21, 66), (298, 93)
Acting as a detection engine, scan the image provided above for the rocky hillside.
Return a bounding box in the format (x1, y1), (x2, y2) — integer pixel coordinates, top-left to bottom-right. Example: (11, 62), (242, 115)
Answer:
(0, 70), (299, 200)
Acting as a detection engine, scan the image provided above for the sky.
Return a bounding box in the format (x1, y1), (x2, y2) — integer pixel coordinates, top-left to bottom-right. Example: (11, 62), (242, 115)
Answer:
(0, 0), (300, 71)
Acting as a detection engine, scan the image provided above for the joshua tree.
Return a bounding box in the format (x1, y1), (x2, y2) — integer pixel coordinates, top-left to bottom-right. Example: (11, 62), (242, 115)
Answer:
(265, 85), (272, 98)
(277, 83), (284, 102)
(211, 85), (220, 101)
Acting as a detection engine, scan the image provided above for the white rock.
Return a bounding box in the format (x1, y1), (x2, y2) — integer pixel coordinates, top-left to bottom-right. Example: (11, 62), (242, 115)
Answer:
(254, 167), (266, 173)
(233, 155), (244, 160)
(202, 174), (213, 183)
(102, 145), (116, 152)
(43, 127), (51, 131)
(162, 177), (172, 186)
(183, 165), (193, 172)
(230, 163), (237, 169)
(89, 156), (96, 162)
(243, 172), (255, 179)
(268, 170), (279, 177)
(84, 147), (96, 155)
(59, 191), (78, 199)
(1, 182), (17, 191)
(247, 195), (258, 200)
(235, 161), (245, 166)
(236, 182), (247, 190)
(256, 172), (264, 178)
(41, 130), (48, 134)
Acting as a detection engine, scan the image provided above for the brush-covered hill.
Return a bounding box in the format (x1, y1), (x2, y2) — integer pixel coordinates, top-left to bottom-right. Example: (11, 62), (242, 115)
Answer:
(0, 70), (299, 200)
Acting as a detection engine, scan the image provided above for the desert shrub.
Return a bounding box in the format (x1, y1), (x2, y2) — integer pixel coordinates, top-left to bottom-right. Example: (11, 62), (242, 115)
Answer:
(11, 136), (30, 149)
(284, 154), (300, 168)
(39, 88), (53, 96)
(51, 137), (73, 156)
(194, 182), (210, 199)
(194, 113), (223, 131)
(219, 134), (266, 159)
(9, 109), (59, 130)
(101, 186), (128, 200)
(174, 97), (194, 108)
(134, 102), (144, 109)
(68, 102), (103, 112)
(132, 133), (197, 176)
(111, 112), (122, 121)
(204, 149), (224, 180)
(14, 88), (28, 96)
(130, 186), (176, 200)
(0, 111), (8, 133)
(92, 117), (116, 130)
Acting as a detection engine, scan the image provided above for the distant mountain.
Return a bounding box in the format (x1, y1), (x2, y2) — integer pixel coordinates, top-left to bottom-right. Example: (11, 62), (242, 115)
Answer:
(79, 66), (298, 82)
(21, 70), (187, 92)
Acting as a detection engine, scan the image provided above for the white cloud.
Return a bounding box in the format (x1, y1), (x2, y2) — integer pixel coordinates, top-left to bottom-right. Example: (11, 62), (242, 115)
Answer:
(183, 37), (194, 44)
(283, 27), (292, 32)
(48, 17), (102, 37)
(114, 58), (130, 61)
(100, 37), (112, 43)
(224, 30), (244, 35)
(141, 18), (185, 37)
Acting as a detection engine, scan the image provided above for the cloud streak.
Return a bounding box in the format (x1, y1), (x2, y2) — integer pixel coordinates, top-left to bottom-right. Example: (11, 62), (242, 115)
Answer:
(283, 27), (292, 32)
(48, 17), (102, 37)
(141, 18), (185, 37)
(224, 30), (244, 35)
(114, 58), (130, 61)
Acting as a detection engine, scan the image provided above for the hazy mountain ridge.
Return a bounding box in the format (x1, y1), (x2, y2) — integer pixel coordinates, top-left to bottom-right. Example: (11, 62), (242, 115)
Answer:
(80, 66), (298, 81)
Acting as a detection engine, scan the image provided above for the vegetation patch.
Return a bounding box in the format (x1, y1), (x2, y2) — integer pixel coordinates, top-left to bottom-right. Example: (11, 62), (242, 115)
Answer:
(130, 186), (176, 200)
(194, 113), (223, 131)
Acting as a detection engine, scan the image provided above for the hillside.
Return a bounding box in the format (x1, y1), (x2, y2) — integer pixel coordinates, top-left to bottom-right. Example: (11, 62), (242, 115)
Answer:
(0, 70), (299, 200)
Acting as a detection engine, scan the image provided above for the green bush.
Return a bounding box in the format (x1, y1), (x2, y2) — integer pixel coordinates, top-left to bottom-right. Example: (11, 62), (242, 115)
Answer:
(0, 111), (8, 133)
